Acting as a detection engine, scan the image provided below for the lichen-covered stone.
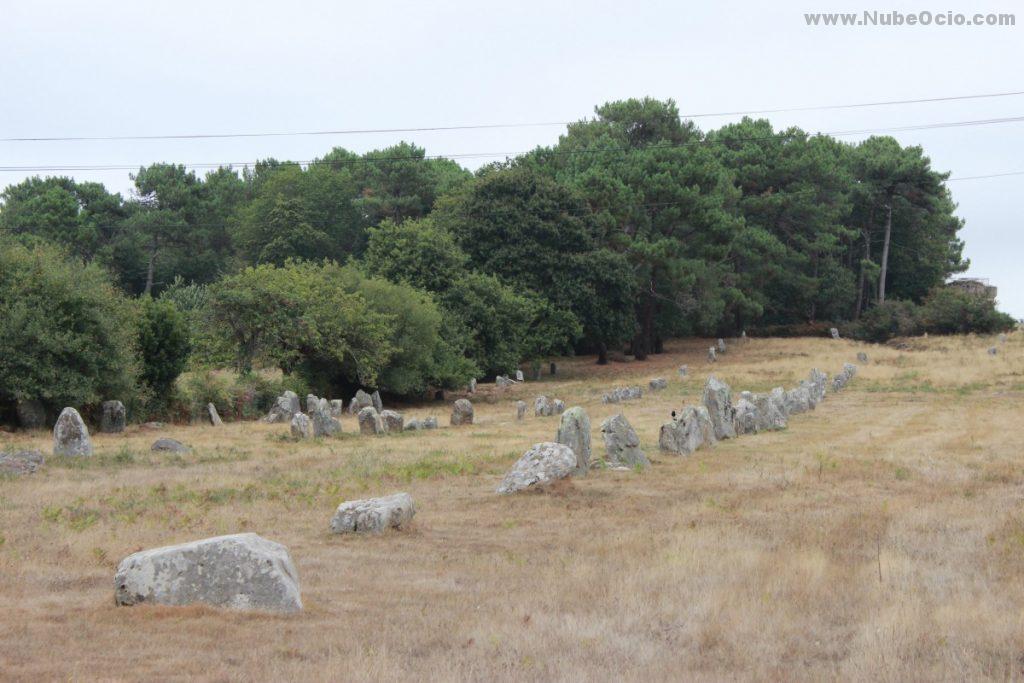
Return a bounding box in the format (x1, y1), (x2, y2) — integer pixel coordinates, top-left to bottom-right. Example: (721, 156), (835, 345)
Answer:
(151, 438), (189, 453)
(515, 370), (525, 382)
(649, 378), (668, 391)
(329, 400), (344, 417)
(702, 376), (736, 440)
(733, 398), (759, 435)
(371, 391), (383, 413)
(114, 533), (301, 613)
(450, 399), (474, 426)
(516, 400), (527, 420)
(556, 406), (591, 475)
(100, 400), (126, 433)
(754, 393), (787, 431)
(290, 413), (313, 439)
(857, 352), (868, 363)
(380, 410), (404, 433)
(600, 414), (648, 468)
(311, 406), (341, 437)
(659, 405), (715, 455)
(496, 442), (576, 494)
(357, 407), (384, 435)
(207, 402), (223, 427)
(708, 347), (717, 362)
(0, 449), (44, 475)
(601, 386), (643, 404)
(53, 407), (92, 457)
(534, 396), (552, 417)
(349, 390), (373, 415)
(329, 492), (415, 534)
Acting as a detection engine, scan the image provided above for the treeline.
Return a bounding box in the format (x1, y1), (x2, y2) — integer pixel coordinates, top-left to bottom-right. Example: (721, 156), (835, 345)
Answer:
(0, 98), (1014, 419)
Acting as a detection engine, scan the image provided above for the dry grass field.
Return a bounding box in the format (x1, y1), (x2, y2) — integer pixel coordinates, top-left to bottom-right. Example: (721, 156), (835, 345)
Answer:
(2, 333), (1023, 681)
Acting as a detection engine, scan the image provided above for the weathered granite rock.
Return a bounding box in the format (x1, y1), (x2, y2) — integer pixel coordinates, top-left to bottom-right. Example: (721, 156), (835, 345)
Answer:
(717, 338), (727, 354)
(265, 391), (301, 423)
(515, 370), (525, 382)
(785, 386), (811, 415)
(290, 413), (313, 439)
(807, 369), (828, 406)
(305, 394), (319, 414)
(450, 399), (474, 426)
(649, 378), (668, 391)
(330, 492), (415, 534)
(349, 390), (373, 414)
(468, 378), (477, 394)
(857, 352), (868, 363)
(380, 410), (404, 433)
(708, 347), (717, 362)
(371, 391), (383, 413)
(551, 399), (566, 415)
(151, 438), (189, 453)
(988, 346), (998, 356)
(556, 407), (591, 475)
(16, 399), (46, 430)
(601, 386), (643, 404)
(754, 393), (787, 431)
(733, 398), (759, 435)
(206, 402), (223, 427)
(423, 416), (438, 430)
(659, 405), (715, 455)
(516, 400), (527, 420)
(495, 375), (515, 388)
(329, 399), (344, 417)
(678, 365), (689, 378)
(114, 533), (302, 613)
(100, 400), (126, 433)
(311, 406), (341, 437)
(357, 407), (384, 435)
(496, 442), (576, 494)
(534, 396), (553, 417)
(830, 327), (841, 340)
(600, 414), (648, 468)
(770, 387), (789, 417)
(0, 449), (44, 475)
(832, 363), (858, 392)
(702, 376), (736, 440)
(53, 407), (93, 457)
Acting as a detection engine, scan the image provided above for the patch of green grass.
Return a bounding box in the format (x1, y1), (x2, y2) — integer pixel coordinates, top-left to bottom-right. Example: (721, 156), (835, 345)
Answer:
(894, 466), (911, 481)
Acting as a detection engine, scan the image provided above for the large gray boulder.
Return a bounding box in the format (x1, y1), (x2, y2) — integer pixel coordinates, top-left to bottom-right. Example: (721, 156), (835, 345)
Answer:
(495, 375), (515, 388)
(496, 442), (576, 494)
(423, 416), (438, 430)
(830, 327), (841, 340)
(53, 407), (93, 457)
(114, 533), (302, 613)
(649, 378), (668, 391)
(601, 386), (643, 404)
(468, 378), (477, 394)
(380, 410), (404, 433)
(206, 402), (223, 427)
(329, 492), (415, 534)
(600, 414), (648, 469)
(857, 351), (868, 363)
(357, 407), (384, 435)
(717, 338), (727, 354)
(516, 400), (527, 420)
(311, 406), (341, 437)
(349, 390), (374, 415)
(555, 407), (591, 475)
(754, 393), (787, 431)
(152, 438), (189, 453)
(770, 387), (789, 417)
(733, 398), (759, 436)
(265, 391), (301, 423)
(329, 399), (344, 418)
(0, 449), (44, 476)
(16, 399), (46, 430)
(659, 405), (715, 455)
(702, 376), (736, 440)
(101, 400), (126, 433)
(515, 370), (525, 382)
(807, 369), (828, 406)
(708, 347), (717, 363)
(450, 399), (474, 426)
(371, 390), (383, 413)
(290, 412), (313, 439)
(551, 399), (566, 415)
(534, 396), (553, 417)
(785, 386), (812, 415)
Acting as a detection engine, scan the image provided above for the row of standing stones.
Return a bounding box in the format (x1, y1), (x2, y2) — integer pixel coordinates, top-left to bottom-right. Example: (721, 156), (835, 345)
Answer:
(13, 351), (864, 614)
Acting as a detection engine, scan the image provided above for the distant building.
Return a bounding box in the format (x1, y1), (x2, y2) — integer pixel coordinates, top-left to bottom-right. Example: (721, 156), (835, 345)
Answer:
(947, 277), (997, 300)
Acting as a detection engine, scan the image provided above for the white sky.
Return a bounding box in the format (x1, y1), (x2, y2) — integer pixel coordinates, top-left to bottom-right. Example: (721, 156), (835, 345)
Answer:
(2, 0), (1021, 316)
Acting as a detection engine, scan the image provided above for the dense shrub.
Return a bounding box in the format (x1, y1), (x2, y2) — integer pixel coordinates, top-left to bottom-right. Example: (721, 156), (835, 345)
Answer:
(850, 300), (923, 343)
(0, 240), (140, 422)
(175, 370), (308, 423)
(137, 296), (191, 408)
(919, 288), (1016, 335)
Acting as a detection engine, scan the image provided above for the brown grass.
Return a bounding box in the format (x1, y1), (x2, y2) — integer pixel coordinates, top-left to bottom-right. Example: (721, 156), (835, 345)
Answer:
(1, 333), (1023, 681)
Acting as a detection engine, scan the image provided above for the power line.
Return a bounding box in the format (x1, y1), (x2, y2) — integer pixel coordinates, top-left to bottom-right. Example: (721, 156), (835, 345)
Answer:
(3, 113), (1024, 173)
(946, 170), (1024, 181)
(3, 89), (1024, 143)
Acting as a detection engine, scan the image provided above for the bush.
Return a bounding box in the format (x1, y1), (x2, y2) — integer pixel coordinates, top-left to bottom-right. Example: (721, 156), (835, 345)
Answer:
(176, 370), (309, 423)
(137, 296), (191, 408)
(0, 239), (139, 423)
(850, 300), (922, 343)
(919, 287), (1016, 335)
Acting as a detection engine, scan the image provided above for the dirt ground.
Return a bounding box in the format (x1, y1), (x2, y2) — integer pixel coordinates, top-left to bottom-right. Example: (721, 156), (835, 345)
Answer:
(1, 333), (1023, 681)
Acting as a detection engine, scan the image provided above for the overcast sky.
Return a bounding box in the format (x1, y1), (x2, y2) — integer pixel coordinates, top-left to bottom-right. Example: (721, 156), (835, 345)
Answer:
(2, 0), (1021, 316)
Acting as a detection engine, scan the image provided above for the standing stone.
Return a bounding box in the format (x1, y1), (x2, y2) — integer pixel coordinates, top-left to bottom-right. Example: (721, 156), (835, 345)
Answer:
(649, 377), (668, 391)
(556, 407), (591, 475)
(784, 385), (812, 415)
(330, 493), (416, 534)
(451, 398), (474, 426)
(305, 394), (319, 414)
(551, 399), (566, 415)
(100, 400), (126, 433)
(496, 442), (576, 494)
(515, 370), (525, 382)
(830, 327), (841, 340)
(371, 391), (383, 413)
(702, 376), (736, 440)
(423, 416), (438, 430)
(741, 330), (747, 342)
(282, 391), (301, 415)
(516, 400), (527, 420)
(114, 533), (302, 613)
(857, 352), (868, 363)
(754, 393), (787, 431)
(807, 369), (828, 406)
(708, 347), (717, 363)
(311, 406), (341, 437)
(496, 375), (515, 388)
(404, 419), (423, 431)
(206, 402), (223, 427)
(329, 399), (344, 417)
(468, 378), (477, 394)
(550, 362), (557, 376)
(357, 407), (384, 435)
(349, 389), (373, 415)
(988, 346), (998, 356)
(999, 333), (1008, 343)
(0, 449), (45, 476)
(16, 399), (46, 430)
(290, 412), (313, 439)
(53, 407), (93, 457)
(659, 405), (715, 455)
(717, 338), (727, 354)
(534, 396), (552, 417)
(151, 438), (189, 453)
(678, 365), (689, 378)
(600, 414), (648, 468)
(733, 398), (759, 435)
(380, 409), (404, 433)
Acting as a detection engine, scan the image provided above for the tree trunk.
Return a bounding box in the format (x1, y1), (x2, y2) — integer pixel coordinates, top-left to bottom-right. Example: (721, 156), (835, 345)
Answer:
(877, 200), (893, 304)
(144, 236), (159, 296)
(855, 229), (871, 319)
